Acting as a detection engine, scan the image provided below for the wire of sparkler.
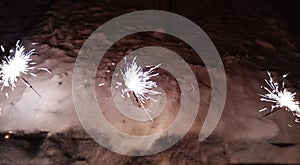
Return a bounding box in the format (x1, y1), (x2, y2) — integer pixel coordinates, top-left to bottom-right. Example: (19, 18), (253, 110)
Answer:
(21, 77), (41, 97)
(132, 91), (153, 121)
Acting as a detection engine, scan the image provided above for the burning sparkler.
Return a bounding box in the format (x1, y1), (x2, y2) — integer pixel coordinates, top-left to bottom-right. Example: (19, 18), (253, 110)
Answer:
(115, 57), (161, 121)
(259, 71), (300, 123)
(0, 40), (50, 96)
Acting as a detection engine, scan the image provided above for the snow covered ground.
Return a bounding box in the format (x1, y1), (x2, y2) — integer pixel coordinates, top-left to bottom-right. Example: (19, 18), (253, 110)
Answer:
(0, 0), (300, 164)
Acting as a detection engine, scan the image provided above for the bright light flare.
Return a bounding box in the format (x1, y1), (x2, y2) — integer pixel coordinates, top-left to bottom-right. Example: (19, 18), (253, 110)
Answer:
(0, 41), (50, 92)
(115, 57), (161, 121)
(4, 134), (10, 139)
(259, 71), (300, 122)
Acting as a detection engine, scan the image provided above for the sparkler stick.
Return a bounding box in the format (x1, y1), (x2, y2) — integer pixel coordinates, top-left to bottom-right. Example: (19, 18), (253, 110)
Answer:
(21, 77), (41, 97)
(132, 91), (141, 107)
(259, 108), (280, 120)
(262, 108), (280, 117)
(132, 91), (154, 121)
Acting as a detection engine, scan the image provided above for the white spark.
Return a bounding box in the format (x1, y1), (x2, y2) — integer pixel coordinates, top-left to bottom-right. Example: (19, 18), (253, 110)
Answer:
(118, 57), (161, 121)
(121, 94), (125, 99)
(259, 107), (267, 112)
(37, 67), (51, 73)
(259, 71), (300, 122)
(116, 81), (122, 86)
(0, 45), (4, 52)
(0, 40), (50, 92)
(191, 83), (195, 90)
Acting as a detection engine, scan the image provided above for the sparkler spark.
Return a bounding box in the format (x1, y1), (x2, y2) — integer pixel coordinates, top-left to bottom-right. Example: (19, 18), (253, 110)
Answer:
(0, 40), (50, 95)
(116, 57), (161, 121)
(259, 71), (300, 122)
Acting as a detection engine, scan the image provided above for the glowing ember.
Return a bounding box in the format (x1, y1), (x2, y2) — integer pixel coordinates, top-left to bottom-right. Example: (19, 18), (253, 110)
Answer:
(259, 71), (300, 122)
(4, 134), (10, 139)
(98, 83), (105, 87)
(115, 57), (161, 121)
(0, 40), (50, 93)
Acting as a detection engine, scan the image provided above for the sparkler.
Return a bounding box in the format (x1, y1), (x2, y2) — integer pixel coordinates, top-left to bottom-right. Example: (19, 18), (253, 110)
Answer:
(259, 71), (300, 123)
(115, 57), (161, 121)
(0, 40), (50, 96)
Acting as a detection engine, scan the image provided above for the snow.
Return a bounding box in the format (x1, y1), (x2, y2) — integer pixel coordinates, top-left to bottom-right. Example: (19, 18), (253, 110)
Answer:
(0, 0), (300, 164)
